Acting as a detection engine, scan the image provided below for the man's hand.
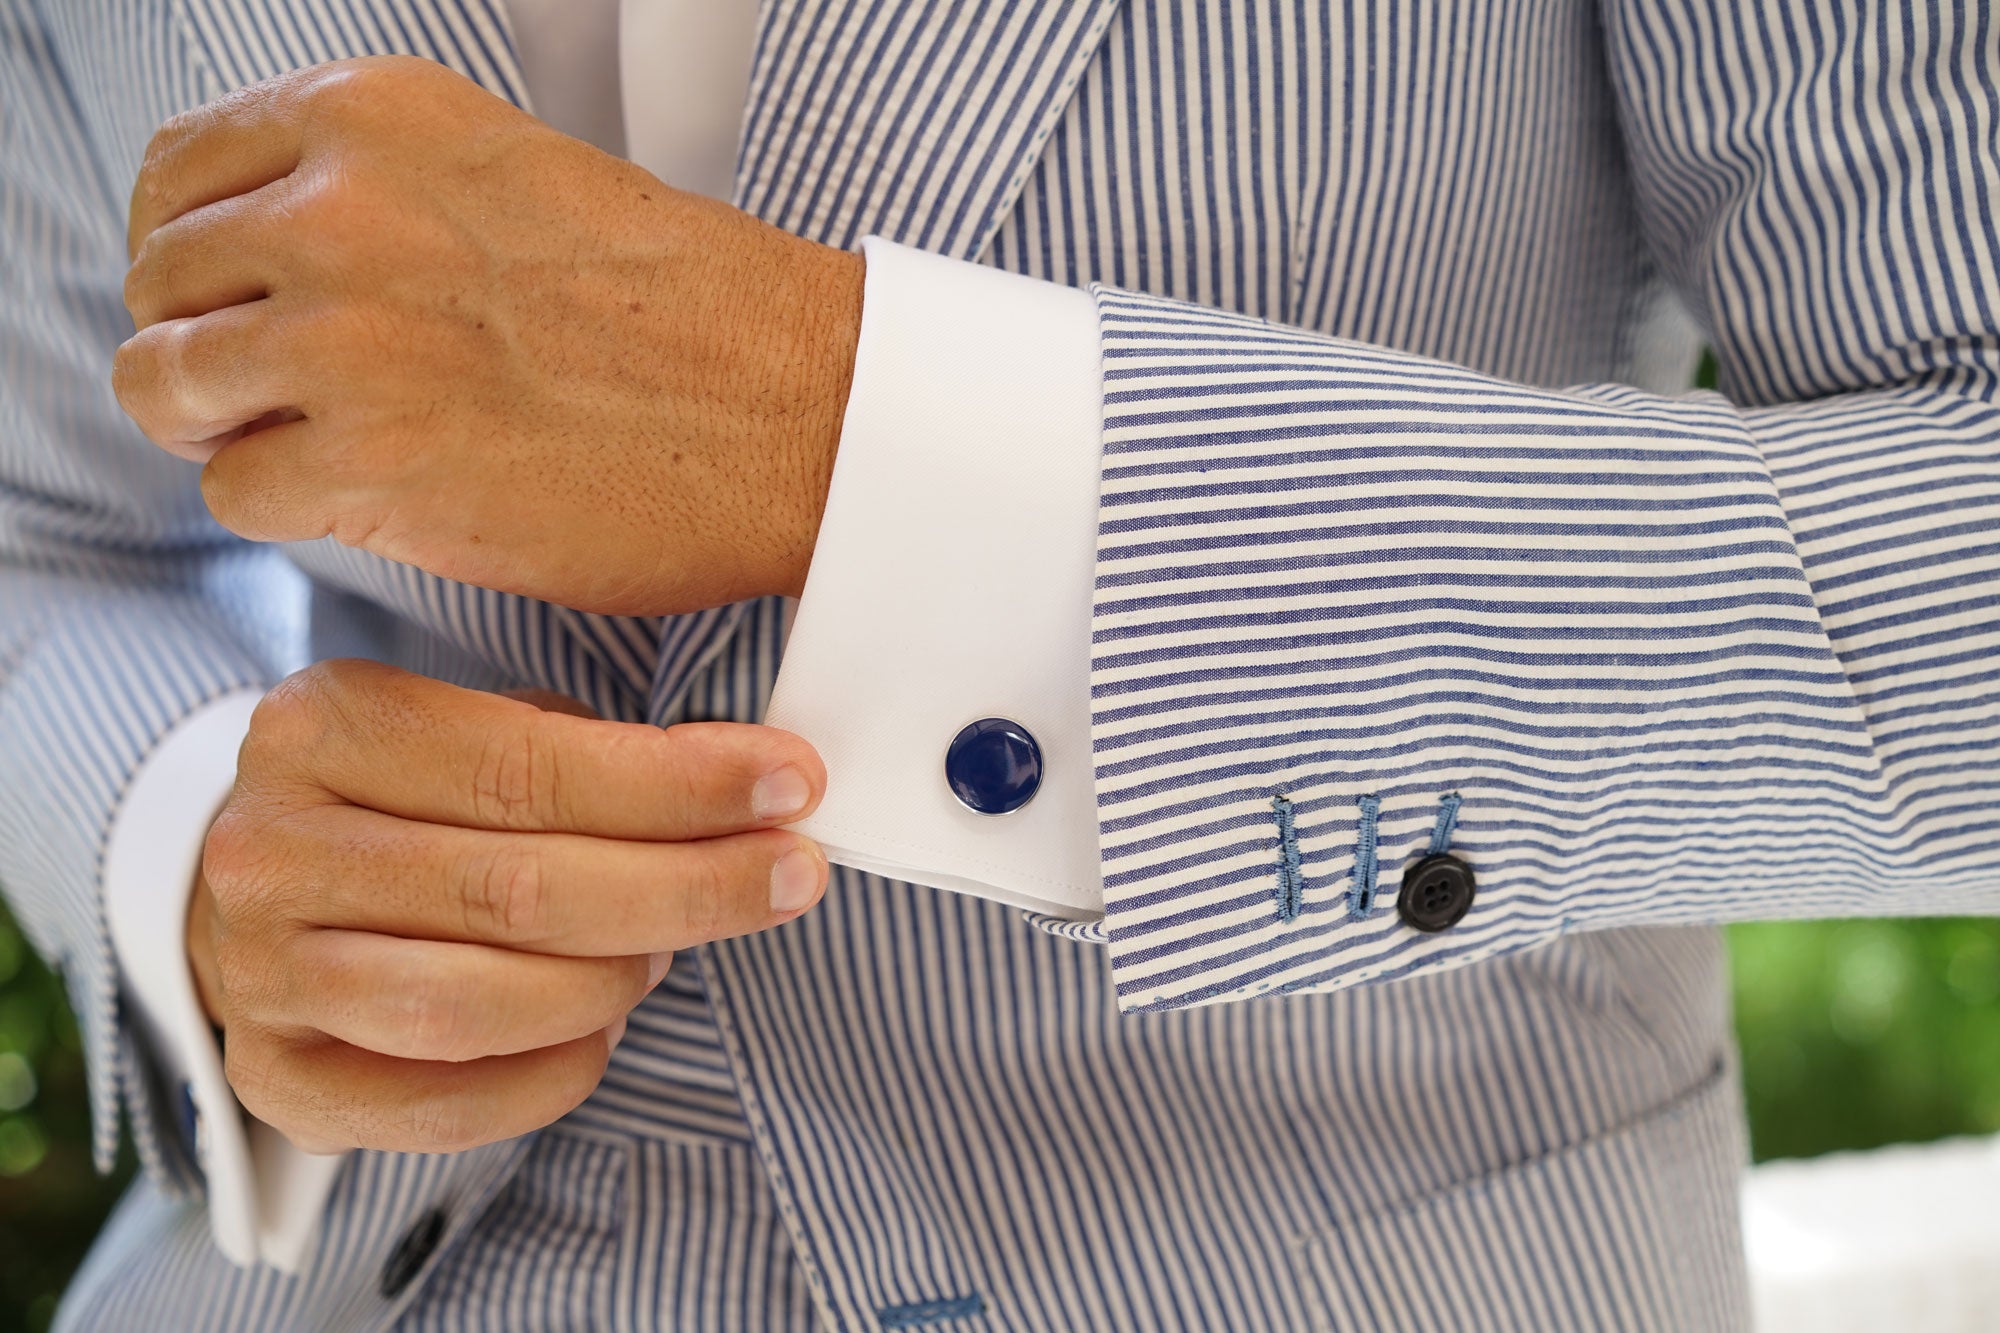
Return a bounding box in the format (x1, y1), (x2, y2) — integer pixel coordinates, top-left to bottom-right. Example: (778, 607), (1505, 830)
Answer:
(114, 56), (864, 615)
(183, 659), (828, 1155)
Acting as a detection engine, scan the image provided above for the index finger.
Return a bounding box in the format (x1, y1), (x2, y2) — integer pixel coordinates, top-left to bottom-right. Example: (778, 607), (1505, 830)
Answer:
(127, 60), (344, 260)
(248, 660), (826, 841)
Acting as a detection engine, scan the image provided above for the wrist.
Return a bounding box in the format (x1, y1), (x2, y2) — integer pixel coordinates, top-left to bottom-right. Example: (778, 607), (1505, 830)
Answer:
(761, 238), (864, 601)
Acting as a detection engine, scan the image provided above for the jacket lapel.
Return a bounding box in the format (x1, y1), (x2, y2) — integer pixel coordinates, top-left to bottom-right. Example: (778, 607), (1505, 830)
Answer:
(734, 0), (1124, 259)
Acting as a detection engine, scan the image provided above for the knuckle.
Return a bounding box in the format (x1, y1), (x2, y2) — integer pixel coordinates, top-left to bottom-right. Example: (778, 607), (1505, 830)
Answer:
(200, 807), (259, 897)
(675, 856), (733, 943)
(303, 61), (371, 114)
(245, 660), (400, 782)
(114, 320), (216, 439)
(109, 335), (155, 417)
(307, 56), (424, 124)
(397, 1089), (485, 1154)
(121, 248), (161, 321)
(137, 113), (197, 203)
(287, 166), (363, 247)
(470, 721), (563, 830)
(155, 316), (206, 384)
(300, 655), (381, 702)
(457, 836), (547, 943)
(246, 671), (332, 764)
(226, 1035), (350, 1155)
(221, 1036), (289, 1125)
(396, 968), (478, 1063)
(214, 929), (286, 1021)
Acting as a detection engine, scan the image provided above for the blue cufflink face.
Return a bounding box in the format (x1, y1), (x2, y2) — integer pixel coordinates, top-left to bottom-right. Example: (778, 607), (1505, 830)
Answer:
(946, 717), (1042, 815)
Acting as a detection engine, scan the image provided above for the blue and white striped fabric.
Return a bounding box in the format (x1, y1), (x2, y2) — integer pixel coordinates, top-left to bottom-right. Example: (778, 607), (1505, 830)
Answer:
(3, 0), (1993, 1328)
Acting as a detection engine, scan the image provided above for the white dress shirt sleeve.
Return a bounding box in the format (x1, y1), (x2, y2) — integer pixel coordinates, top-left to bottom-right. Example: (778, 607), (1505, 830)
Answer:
(764, 238), (1107, 919)
(103, 690), (344, 1273)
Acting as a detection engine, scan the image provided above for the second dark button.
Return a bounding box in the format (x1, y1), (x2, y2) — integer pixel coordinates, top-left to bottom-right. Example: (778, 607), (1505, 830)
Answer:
(380, 1207), (447, 1300)
(1397, 853), (1476, 932)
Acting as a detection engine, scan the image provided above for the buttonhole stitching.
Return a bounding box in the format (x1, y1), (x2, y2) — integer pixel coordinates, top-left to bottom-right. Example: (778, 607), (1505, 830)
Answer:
(1429, 791), (1463, 856)
(1349, 795), (1382, 917)
(1271, 794), (1305, 923)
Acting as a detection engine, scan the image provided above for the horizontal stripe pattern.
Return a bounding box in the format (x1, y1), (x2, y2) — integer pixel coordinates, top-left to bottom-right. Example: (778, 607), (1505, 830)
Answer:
(1087, 300), (1858, 1010)
(1085, 0), (2000, 1027)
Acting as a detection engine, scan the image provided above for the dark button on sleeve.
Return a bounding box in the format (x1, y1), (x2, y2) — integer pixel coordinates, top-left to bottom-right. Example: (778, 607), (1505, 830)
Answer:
(1397, 853), (1476, 932)
(945, 718), (1042, 815)
(380, 1207), (448, 1299)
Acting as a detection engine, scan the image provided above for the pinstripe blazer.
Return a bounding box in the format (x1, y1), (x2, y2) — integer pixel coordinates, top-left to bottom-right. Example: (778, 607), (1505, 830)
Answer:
(5, 0), (1997, 1328)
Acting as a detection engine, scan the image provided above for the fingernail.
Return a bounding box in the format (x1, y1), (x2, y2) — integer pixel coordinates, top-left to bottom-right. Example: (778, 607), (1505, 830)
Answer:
(647, 952), (673, 988)
(607, 1015), (628, 1050)
(769, 846), (822, 914)
(751, 767), (812, 821)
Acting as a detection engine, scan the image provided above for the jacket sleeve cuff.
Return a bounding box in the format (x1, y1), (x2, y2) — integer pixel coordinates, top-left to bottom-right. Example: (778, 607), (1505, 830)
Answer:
(763, 238), (1106, 919)
(1084, 286), (1848, 1013)
(103, 688), (344, 1272)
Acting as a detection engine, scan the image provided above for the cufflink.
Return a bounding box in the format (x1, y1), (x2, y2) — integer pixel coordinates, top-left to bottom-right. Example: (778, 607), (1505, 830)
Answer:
(946, 718), (1042, 815)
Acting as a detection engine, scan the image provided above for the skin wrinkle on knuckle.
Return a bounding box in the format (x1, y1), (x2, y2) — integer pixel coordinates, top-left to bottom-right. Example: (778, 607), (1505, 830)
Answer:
(215, 921), (290, 1016)
(121, 249), (159, 323)
(161, 320), (231, 424)
(110, 331), (175, 439)
(198, 807), (266, 911)
(396, 962), (479, 1063)
(290, 659), (385, 764)
(675, 850), (737, 943)
(658, 728), (727, 831)
(471, 717), (562, 830)
(108, 338), (143, 407)
(155, 321), (222, 435)
(134, 116), (196, 223)
(308, 57), (434, 139)
(458, 835), (549, 944)
(247, 670), (337, 774)
(295, 167), (374, 263)
(228, 1029), (355, 1154)
(397, 1079), (487, 1154)
(222, 1038), (293, 1129)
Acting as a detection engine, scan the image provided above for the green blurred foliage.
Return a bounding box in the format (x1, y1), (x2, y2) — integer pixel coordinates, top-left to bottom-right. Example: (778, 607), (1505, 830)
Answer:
(1732, 918), (2000, 1160)
(0, 901), (134, 1333)
(4, 894), (2000, 1323)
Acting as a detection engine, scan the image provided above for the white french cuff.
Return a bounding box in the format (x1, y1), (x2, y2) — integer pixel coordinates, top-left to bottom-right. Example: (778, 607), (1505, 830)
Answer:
(103, 688), (344, 1273)
(764, 238), (1106, 920)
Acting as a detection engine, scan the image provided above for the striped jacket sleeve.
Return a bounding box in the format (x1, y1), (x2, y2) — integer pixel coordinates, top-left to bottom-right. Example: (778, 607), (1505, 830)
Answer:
(0, 4), (299, 1182)
(1090, 1), (2000, 1012)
